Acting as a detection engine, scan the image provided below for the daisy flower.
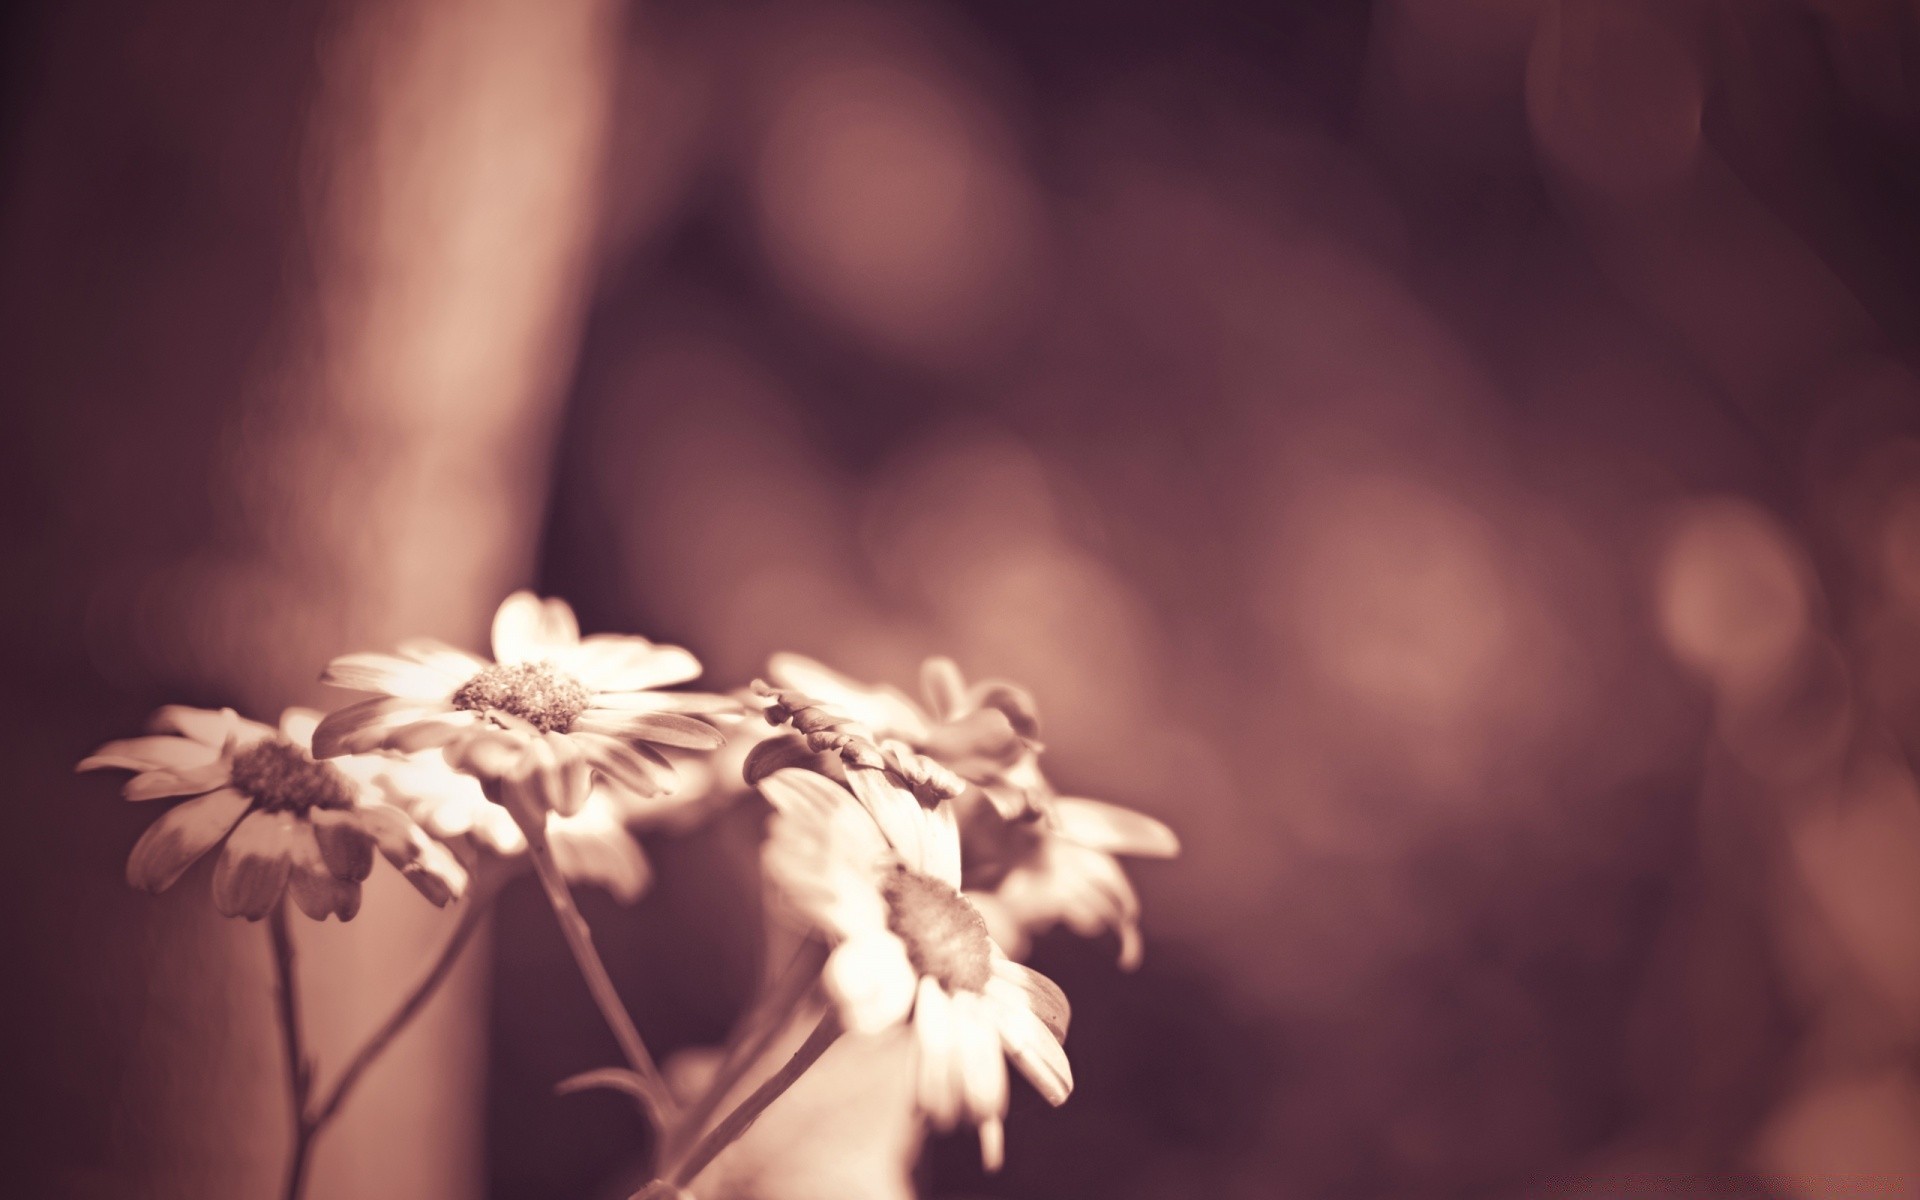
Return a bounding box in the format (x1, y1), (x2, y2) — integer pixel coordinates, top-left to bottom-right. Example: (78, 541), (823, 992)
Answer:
(312, 592), (737, 822)
(372, 751), (683, 904)
(958, 790), (1179, 970)
(78, 706), (468, 921)
(756, 765), (1073, 1171)
(763, 654), (1050, 818)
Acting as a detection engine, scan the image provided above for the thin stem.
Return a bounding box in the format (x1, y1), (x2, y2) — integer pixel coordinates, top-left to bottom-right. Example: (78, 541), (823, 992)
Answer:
(268, 902), (316, 1200)
(524, 832), (675, 1127)
(666, 1009), (843, 1189)
(307, 883), (497, 1130)
(661, 938), (828, 1164)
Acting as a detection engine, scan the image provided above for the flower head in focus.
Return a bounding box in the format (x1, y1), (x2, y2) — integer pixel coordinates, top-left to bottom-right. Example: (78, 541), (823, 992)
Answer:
(762, 654), (1050, 818)
(757, 765), (1072, 1171)
(758, 653), (1179, 966)
(313, 592), (738, 826)
(78, 706), (468, 920)
(959, 791), (1179, 969)
(373, 751), (685, 904)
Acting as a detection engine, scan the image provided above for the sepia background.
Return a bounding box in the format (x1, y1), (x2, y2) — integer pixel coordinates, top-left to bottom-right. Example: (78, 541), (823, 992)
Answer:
(6, 0), (1920, 1197)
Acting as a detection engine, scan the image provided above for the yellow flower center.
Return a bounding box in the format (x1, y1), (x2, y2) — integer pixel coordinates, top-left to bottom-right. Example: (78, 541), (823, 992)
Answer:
(452, 661), (591, 733)
(882, 866), (993, 993)
(230, 739), (354, 814)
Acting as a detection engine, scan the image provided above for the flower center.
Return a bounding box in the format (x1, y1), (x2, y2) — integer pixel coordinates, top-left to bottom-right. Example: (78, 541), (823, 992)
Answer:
(451, 661), (591, 733)
(881, 867), (993, 993)
(230, 739), (354, 814)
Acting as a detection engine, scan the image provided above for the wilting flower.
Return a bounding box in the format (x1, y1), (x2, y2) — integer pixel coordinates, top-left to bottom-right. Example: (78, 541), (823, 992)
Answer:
(313, 592), (737, 823)
(763, 654), (1049, 818)
(959, 791), (1179, 969)
(757, 765), (1072, 1171)
(373, 751), (678, 904)
(78, 706), (467, 921)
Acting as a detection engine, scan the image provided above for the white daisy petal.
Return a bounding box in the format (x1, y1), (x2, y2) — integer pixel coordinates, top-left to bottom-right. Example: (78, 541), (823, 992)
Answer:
(566, 636), (704, 691)
(125, 786), (252, 892)
(977, 1116), (1005, 1174)
(919, 656), (970, 723)
(310, 696), (447, 759)
(824, 933), (918, 1034)
(212, 809), (298, 920)
(572, 731), (678, 800)
(322, 651), (467, 701)
(1050, 797), (1180, 858)
(846, 766), (927, 872)
(988, 958), (1071, 1041)
(918, 799), (963, 889)
(989, 993), (1073, 1106)
(572, 709), (724, 750)
(277, 708), (322, 750)
(491, 591), (581, 664)
(954, 992), (1010, 1126)
(583, 689), (738, 715)
(549, 814), (651, 903)
(395, 638), (488, 678)
(147, 705), (245, 747)
(78, 735), (220, 774)
(307, 809), (376, 882)
(914, 978), (962, 1127)
(287, 822), (362, 921)
(123, 759), (233, 802)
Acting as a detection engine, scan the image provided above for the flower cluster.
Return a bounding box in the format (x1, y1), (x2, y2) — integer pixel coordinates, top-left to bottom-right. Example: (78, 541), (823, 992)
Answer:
(77, 592), (1178, 1196)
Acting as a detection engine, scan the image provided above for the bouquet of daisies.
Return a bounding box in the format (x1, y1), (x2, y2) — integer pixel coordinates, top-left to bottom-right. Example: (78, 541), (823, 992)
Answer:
(78, 591), (1177, 1199)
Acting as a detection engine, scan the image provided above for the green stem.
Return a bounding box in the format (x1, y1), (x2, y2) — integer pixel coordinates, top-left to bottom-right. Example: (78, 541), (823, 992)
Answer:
(661, 938), (827, 1164)
(524, 832), (675, 1127)
(666, 1009), (843, 1189)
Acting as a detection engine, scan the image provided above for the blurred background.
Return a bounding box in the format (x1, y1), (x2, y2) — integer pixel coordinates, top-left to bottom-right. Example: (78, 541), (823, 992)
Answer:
(6, 0), (1920, 1197)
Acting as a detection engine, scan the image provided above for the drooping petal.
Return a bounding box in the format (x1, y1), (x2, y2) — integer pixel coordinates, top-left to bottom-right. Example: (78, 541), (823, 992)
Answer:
(287, 822), (362, 921)
(846, 765), (929, 873)
(321, 651), (467, 701)
(919, 657), (970, 723)
(542, 732), (593, 818)
(572, 709), (724, 750)
(823, 932), (917, 1034)
(572, 732), (677, 800)
(1049, 797), (1180, 858)
(966, 680), (1043, 741)
(347, 803), (468, 905)
(491, 591), (580, 664)
(78, 735), (220, 774)
(918, 799), (964, 890)
(755, 766), (847, 819)
(989, 994), (1073, 1106)
(742, 734), (836, 786)
(123, 759), (233, 802)
(307, 808), (377, 882)
(952, 992), (1011, 1137)
(549, 813), (651, 903)
(311, 696), (449, 759)
(988, 958), (1071, 1041)
(212, 810), (298, 919)
(125, 786), (253, 893)
(914, 978), (962, 1128)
